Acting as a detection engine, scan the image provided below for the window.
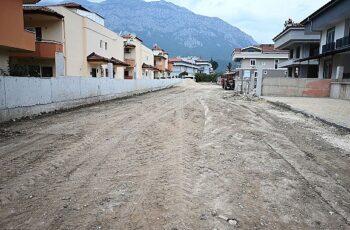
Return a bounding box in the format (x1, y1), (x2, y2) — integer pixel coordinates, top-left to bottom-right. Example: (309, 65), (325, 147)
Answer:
(323, 60), (332, 79)
(91, 68), (97, 77)
(41, 66), (53, 77)
(250, 59), (256, 66)
(100, 40), (103, 48)
(274, 59), (279, 69)
(243, 70), (250, 78)
(35, 27), (42, 41)
(105, 42), (108, 50)
(326, 27), (335, 44)
(296, 46), (300, 58)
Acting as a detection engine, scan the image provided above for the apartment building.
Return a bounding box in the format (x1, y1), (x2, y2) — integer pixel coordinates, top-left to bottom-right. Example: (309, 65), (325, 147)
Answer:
(232, 44), (289, 81)
(10, 3), (128, 78)
(300, 0), (350, 80)
(153, 45), (171, 79)
(123, 34), (155, 80)
(169, 58), (199, 79)
(195, 59), (213, 74)
(273, 19), (320, 78)
(0, 0), (39, 74)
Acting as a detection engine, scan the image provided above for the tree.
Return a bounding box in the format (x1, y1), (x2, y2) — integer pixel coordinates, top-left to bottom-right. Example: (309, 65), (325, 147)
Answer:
(210, 58), (218, 71)
(227, 62), (232, 71)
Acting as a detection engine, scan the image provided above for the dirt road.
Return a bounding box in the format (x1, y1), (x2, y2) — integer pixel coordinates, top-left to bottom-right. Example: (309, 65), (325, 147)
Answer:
(0, 82), (349, 230)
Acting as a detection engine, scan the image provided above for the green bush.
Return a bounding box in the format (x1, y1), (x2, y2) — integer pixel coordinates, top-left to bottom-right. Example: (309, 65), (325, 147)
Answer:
(195, 73), (219, 82)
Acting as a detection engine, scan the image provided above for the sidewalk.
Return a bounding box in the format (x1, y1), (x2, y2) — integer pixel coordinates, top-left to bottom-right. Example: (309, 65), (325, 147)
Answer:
(263, 97), (350, 130)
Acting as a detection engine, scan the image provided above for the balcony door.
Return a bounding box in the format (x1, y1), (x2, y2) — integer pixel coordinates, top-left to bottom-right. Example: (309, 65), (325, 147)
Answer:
(323, 60), (332, 79)
(326, 27), (335, 44)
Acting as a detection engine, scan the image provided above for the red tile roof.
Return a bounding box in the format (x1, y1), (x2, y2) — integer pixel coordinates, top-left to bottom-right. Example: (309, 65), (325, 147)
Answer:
(87, 53), (129, 66)
(23, 6), (64, 19)
(53, 2), (105, 19)
(233, 44), (288, 54)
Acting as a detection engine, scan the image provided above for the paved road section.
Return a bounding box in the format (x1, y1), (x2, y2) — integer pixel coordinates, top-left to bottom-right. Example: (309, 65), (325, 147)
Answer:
(0, 83), (349, 229)
(263, 96), (350, 130)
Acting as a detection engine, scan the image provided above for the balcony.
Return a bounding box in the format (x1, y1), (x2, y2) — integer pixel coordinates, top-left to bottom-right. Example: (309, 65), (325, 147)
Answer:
(125, 58), (136, 67)
(156, 64), (165, 71)
(10, 40), (63, 59)
(336, 36), (350, 49)
(322, 42), (335, 53)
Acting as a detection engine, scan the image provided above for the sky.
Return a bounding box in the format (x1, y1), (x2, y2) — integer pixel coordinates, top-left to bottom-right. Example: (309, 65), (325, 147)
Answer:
(91, 0), (329, 43)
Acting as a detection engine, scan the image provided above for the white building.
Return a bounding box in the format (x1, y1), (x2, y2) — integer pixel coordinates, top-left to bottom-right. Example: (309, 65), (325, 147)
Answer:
(232, 44), (289, 80)
(273, 19), (320, 78)
(169, 58), (199, 79)
(195, 59), (213, 74)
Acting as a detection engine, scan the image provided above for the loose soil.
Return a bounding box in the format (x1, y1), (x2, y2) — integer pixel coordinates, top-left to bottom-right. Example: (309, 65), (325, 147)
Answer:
(0, 82), (349, 230)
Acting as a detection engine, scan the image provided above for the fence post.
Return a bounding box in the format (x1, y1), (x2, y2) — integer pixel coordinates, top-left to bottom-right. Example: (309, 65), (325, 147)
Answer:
(55, 52), (65, 77)
(256, 67), (263, 96)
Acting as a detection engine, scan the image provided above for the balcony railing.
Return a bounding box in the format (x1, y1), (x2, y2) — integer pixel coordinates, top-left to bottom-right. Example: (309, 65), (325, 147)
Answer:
(336, 36), (350, 49)
(309, 47), (319, 57)
(10, 40), (63, 59)
(125, 58), (136, 67)
(322, 42), (335, 53)
(156, 64), (165, 71)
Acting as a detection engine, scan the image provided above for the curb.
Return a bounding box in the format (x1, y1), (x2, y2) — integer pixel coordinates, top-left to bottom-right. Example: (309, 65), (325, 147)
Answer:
(265, 100), (350, 133)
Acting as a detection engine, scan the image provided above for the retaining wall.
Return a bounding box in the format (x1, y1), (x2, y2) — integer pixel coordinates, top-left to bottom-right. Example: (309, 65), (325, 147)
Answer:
(262, 77), (331, 97)
(0, 76), (182, 122)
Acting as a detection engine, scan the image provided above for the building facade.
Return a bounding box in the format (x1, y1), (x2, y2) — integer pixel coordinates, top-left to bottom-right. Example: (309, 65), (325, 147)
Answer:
(10, 3), (128, 78)
(153, 45), (171, 79)
(273, 19), (320, 78)
(169, 58), (199, 79)
(0, 0), (39, 74)
(301, 0), (350, 80)
(232, 44), (289, 81)
(123, 34), (155, 80)
(195, 59), (213, 74)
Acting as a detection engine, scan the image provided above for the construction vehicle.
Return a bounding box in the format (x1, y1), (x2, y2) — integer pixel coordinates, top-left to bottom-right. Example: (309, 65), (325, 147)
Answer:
(221, 71), (236, 90)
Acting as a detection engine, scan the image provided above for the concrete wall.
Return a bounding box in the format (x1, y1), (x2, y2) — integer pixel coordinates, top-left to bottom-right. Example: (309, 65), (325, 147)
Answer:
(330, 82), (350, 100)
(0, 76), (182, 122)
(262, 77), (331, 97)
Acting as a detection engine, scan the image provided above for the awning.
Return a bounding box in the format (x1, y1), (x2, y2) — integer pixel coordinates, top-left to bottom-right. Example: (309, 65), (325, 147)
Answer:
(23, 6), (65, 19)
(111, 57), (129, 67)
(142, 63), (159, 71)
(124, 44), (136, 49)
(154, 55), (166, 60)
(87, 53), (129, 67)
(297, 46), (350, 62)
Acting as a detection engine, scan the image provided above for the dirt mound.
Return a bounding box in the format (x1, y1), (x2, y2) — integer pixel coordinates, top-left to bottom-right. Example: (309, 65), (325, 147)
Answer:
(178, 78), (200, 87)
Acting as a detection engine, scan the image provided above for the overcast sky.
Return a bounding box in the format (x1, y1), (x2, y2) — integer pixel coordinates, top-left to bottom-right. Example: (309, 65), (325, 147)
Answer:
(91, 0), (329, 43)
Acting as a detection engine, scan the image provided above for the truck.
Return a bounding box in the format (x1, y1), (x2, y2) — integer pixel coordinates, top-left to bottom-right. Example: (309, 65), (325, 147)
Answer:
(221, 72), (236, 90)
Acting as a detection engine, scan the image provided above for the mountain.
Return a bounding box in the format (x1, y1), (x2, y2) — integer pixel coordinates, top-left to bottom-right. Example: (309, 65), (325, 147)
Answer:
(39, 0), (257, 71)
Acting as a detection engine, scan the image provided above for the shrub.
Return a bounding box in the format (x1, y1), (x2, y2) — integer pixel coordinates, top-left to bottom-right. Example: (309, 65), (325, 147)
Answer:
(195, 73), (219, 82)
